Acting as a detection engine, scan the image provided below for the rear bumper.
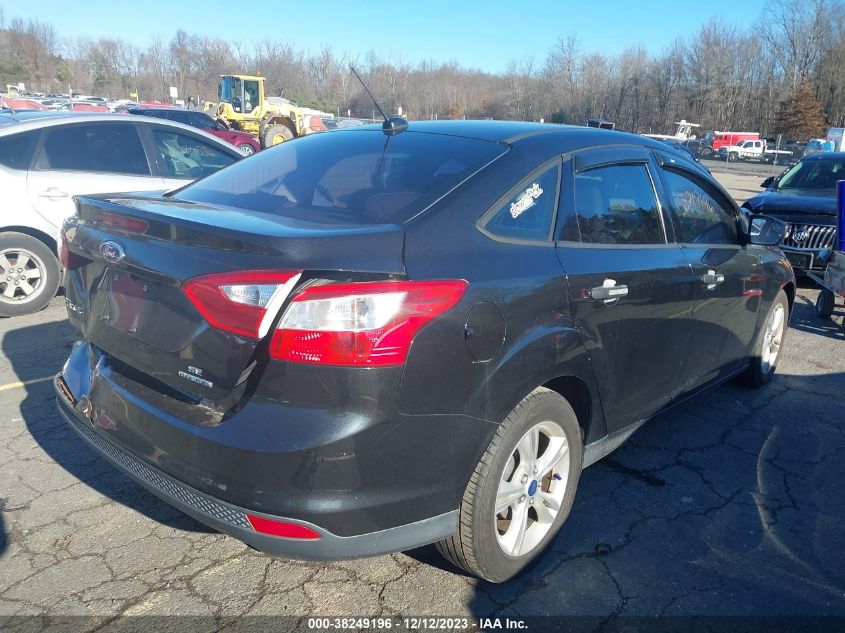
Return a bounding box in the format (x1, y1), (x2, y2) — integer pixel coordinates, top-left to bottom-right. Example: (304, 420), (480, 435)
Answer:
(56, 377), (458, 559)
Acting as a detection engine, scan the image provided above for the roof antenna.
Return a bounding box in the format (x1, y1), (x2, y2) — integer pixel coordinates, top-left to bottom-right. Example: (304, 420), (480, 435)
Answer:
(350, 66), (408, 136)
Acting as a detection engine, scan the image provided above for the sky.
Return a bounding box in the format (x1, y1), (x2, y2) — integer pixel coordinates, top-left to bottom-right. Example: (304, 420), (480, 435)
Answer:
(1, 0), (769, 73)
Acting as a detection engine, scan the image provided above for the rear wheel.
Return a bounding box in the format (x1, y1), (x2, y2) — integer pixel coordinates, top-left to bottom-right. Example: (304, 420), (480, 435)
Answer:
(436, 388), (582, 583)
(741, 289), (789, 387)
(815, 289), (835, 320)
(262, 124), (294, 148)
(0, 232), (61, 317)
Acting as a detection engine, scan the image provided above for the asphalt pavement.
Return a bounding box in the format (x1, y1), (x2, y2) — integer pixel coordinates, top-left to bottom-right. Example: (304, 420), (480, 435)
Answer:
(0, 173), (843, 631)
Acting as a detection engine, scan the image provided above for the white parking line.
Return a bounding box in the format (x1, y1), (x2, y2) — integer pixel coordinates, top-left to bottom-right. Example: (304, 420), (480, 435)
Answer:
(0, 376), (53, 392)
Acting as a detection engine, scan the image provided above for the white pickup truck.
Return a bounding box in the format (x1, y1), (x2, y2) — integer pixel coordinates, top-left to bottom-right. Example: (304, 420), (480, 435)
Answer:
(717, 139), (793, 164)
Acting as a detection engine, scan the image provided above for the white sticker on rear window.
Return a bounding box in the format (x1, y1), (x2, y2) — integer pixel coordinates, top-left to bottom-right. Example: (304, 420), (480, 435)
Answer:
(510, 183), (544, 218)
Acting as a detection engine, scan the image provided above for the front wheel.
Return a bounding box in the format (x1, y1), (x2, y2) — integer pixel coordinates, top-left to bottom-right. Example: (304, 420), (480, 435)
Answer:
(262, 124), (294, 148)
(237, 143), (256, 156)
(741, 289), (789, 387)
(436, 388), (582, 583)
(0, 232), (61, 317)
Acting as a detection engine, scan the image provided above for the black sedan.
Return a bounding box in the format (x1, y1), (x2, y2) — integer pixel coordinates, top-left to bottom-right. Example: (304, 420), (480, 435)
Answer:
(56, 121), (793, 583)
(743, 152), (844, 273)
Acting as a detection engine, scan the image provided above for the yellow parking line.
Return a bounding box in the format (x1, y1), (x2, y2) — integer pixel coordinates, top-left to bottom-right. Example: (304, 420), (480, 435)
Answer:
(0, 376), (53, 392)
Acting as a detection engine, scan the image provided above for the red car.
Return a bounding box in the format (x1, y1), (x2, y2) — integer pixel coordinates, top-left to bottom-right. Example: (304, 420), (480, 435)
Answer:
(129, 107), (261, 155)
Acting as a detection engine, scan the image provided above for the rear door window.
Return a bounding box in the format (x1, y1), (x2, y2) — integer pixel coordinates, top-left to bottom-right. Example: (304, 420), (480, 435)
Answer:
(482, 163), (560, 242)
(34, 122), (151, 175)
(573, 164), (665, 244)
(151, 129), (237, 179)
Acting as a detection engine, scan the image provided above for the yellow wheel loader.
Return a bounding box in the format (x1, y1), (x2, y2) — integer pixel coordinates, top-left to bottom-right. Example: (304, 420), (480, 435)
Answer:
(210, 75), (322, 149)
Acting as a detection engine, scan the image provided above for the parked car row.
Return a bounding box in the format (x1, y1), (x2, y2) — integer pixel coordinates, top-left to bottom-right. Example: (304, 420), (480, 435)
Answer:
(0, 111), (244, 316)
(128, 107), (261, 155)
(53, 120), (795, 583)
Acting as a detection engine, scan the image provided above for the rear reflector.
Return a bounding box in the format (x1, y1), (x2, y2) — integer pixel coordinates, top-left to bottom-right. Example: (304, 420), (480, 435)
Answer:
(182, 270), (301, 339)
(270, 279), (468, 366)
(246, 514), (321, 540)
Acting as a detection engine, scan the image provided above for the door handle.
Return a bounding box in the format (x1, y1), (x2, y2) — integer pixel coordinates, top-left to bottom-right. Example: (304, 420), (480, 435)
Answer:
(701, 270), (725, 286)
(37, 188), (70, 199)
(589, 279), (629, 304)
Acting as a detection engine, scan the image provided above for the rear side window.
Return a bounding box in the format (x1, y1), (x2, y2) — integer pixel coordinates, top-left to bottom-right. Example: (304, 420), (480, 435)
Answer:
(660, 169), (737, 244)
(35, 123), (150, 175)
(189, 112), (214, 130)
(174, 130), (508, 225)
(574, 164), (664, 244)
(151, 129), (237, 179)
(165, 110), (191, 125)
(139, 110), (169, 121)
(483, 164), (560, 241)
(0, 131), (37, 170)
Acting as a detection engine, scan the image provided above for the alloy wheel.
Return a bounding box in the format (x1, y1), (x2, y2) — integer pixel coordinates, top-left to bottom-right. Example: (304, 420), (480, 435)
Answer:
(0, 248), (45, 304)
(494, 421), (570, 557)
(761, 303), (785, 374)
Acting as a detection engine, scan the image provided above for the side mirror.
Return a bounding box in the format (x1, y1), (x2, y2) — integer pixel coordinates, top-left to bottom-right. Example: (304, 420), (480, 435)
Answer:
(749, 215), (787, 246)
(761, 176), (774, 188)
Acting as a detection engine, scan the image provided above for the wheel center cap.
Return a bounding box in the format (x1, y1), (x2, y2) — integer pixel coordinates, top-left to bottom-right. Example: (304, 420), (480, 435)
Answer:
(9, 272), (20, 281)
(527, 480), (539, 497)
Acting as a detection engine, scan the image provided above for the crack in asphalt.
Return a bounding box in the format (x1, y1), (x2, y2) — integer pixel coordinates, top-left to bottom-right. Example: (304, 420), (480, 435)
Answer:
(1, 291), (844, 621)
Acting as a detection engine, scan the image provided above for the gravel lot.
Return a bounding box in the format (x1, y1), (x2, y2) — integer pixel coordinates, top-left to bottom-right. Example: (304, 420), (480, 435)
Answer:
(0, 172), (843, 630)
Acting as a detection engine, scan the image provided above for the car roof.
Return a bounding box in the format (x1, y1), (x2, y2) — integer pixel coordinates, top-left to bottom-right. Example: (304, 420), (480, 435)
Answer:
(801, 151), (845, 161)
(0, 110), (75, 123)
(340, 119), (669, 150)
(0, 111), (241, 155)
(129, 108), (193, 115)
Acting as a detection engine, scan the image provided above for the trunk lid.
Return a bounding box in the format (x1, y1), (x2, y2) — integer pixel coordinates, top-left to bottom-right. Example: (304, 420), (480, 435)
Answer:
(64, 193), (406, 403)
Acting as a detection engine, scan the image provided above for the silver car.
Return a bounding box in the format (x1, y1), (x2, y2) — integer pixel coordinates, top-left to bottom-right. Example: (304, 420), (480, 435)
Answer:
(0, 111), (243, 316)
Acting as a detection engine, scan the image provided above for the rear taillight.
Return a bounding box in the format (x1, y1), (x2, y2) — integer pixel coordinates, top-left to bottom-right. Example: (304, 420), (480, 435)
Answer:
(58, 230), (83, 270)
(182, 270), (302, 339)
(270, 280), (468, 366)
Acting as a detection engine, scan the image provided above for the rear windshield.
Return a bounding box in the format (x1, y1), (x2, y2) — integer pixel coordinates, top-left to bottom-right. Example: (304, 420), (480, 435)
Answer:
(777, 156), (845, 191)
(173, 129), (508, 224)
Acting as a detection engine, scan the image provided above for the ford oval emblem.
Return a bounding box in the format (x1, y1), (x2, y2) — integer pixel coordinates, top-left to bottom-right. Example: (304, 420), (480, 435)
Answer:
(100, 241), (125, 264)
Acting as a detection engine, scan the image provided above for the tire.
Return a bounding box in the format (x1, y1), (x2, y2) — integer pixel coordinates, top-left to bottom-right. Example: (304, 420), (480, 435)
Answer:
(815, 289), (835, 320)
(436, 387), (582, 583)
(741, 289), (789, 388)
(0, 232), (61, 318)
(728, 152), (738, 162)
(237, 143), (256, 156)
(701, 148), (714, 159)
(262, 124), (294, 148)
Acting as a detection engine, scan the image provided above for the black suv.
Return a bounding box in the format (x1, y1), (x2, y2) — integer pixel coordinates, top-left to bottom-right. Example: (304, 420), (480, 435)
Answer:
(56, 122), (793, 583)
(743, 152), (843, 273)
